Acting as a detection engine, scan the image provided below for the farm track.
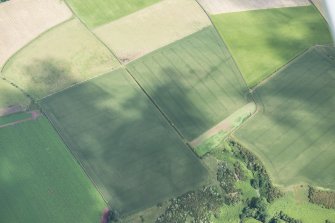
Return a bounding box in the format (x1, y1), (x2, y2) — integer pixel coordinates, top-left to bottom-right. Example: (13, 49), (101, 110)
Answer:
(0, 111), (40, 129)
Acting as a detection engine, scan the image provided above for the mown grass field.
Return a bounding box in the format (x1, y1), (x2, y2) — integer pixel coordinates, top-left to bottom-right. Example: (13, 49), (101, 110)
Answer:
(211, 6), (331, 87)
(0, 116), (106, 223)
(2, 18), (119, 99)
(127, 26), (249, 140)
(40, 69), (207, 215)
(234, 46), (335, 189)
(66, 0), (161, 28)
(0, 79), (29, 109)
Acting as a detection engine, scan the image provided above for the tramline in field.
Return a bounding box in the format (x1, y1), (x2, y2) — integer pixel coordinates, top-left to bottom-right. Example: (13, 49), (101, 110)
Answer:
(40, 69), (207, 215)
(234, 46), (335, 190)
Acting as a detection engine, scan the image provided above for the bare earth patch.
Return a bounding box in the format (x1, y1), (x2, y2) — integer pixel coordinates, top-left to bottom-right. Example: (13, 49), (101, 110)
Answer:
(94, 0), (210, 62)
(0, 0), (72, 67)
(190, 102), (256, 148)
(197, 0), (310, 14)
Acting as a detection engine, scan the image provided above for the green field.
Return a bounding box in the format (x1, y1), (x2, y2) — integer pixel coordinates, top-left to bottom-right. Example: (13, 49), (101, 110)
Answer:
(234, 46), (335, 189)
(127, 26), (249, 140)
(40, 69), (207, 215)
(211, 6), (332, 87)
(0, 116), (106, 223)
(2, 19), (119, 99)
(0, 79), (30, 109)
(268, 187), (335, 223)
(66, 0), (161, 28)
(0, 112), (31, 125)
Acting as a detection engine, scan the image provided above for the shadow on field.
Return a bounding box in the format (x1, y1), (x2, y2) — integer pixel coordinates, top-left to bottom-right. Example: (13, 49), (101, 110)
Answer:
(242, 46), (335, 189)
(38, 68), (209, 216)
(263, 7), (331, 64)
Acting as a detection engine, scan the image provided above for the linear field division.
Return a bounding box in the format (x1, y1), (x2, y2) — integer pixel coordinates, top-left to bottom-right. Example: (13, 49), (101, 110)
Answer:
(234, 46), (335, 190)
(0, 116), (106, 223)
(40, 68), (207, 215)
(127, 26), (250, 140)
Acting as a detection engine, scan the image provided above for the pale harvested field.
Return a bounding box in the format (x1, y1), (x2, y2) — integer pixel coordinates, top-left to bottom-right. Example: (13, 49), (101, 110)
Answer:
(197, 0), (310, 14)
(94, 0), (210, 62)
(2, 19), (120, 99)
(0, 0), (72, 68)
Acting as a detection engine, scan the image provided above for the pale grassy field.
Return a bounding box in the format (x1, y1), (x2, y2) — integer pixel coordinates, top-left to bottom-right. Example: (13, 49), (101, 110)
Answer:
(197, 0), (310, 14)
(0, 0), (72, 67)
(2, 19), (120, 99)
(94, 0), (210, 62)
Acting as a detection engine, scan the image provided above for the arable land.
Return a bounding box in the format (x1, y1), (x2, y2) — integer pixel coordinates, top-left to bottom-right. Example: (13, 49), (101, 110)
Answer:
(65, 0), (161, 28)
(0, 0), (71, 67)
(0, 116), (106, 223)
(2, 18), (119, 99)
(234, 46), (335, 190)
(40, 69), (207, 215)
(127, 26), (250, 140)
(212, 6), (331, 87)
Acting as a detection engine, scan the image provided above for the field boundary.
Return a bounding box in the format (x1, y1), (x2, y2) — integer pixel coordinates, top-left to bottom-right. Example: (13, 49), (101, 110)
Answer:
(39, 67), (119, 100)
(250, 47), (312, 92)
(43, 0), (204, 210)
(0, 17), (75, 73)
(0, 110), (40, 129)
(63, 0), (198, 150)
(190, 102), (256, 147)
(39, 105), (110, 207)
(309, 0), (329, 24)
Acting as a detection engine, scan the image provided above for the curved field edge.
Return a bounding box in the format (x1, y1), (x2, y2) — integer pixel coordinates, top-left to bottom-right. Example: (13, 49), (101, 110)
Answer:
(0, 116), (106, 223)
(2, 18), (120, 99)
(211, 5), (332, 87)
(0, 0), (72, 68)
(233, 46), (335, 190)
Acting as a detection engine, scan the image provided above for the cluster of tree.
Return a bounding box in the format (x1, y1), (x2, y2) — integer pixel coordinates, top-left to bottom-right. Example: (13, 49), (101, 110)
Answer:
(308, 186), (335, 209)
(228, 140), (282, 202)
(240, 197), (268, 222)
(156, 186), (224, 223)
(102, 209), (119, 223)
(217, 161), (244, 205)
(269, 211), (302, 223)
(0, 0), (9, 2)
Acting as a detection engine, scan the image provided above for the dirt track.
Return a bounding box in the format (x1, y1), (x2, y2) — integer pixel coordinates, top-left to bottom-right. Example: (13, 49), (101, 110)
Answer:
(197, 0), (310, 14)
(190, 102), (256, 147)
(0, 111), (40, 128)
